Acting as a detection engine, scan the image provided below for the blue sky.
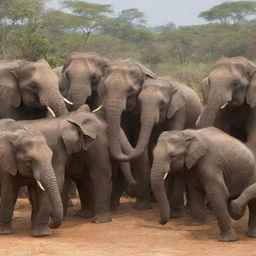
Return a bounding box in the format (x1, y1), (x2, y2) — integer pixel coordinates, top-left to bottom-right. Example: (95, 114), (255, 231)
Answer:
(46, 0), (245, 26)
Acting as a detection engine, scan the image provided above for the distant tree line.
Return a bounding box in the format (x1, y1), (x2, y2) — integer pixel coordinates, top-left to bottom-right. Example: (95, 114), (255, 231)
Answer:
(0, 0), (256, 89)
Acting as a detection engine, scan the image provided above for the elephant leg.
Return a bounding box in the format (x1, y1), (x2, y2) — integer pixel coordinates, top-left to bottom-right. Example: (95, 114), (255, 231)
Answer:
(28, 183), (39, 227)
(169, 173), (185, 218)
(61, 176), (70, 218)
(31, 191), (52, 237)
(206, 182), (237, 242)
(131, 151), (152, 210)
(75, 178), (94, 219)
(111, 165), (125, 208)
(247, 199), (256, 238)
(0, 178), (19, 235)
(187, 183), (206, 225)
(90, 167), (112, 223)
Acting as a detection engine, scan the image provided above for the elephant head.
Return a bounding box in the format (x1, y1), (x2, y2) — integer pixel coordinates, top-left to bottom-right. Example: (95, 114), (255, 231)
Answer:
(196, 57), (256, 128)
(2, 128), (63, 229)
(61, 52), (110, 110)
(59, 105), (103, 155)
(123, 78), (184, 160)
(99, 59), (157, 160)
(0, 59), (68, 119)
(151, 130), (207, 225)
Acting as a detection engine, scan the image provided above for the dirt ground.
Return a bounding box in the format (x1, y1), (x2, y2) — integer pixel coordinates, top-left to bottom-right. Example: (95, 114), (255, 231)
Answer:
(1, 198), (256, 256)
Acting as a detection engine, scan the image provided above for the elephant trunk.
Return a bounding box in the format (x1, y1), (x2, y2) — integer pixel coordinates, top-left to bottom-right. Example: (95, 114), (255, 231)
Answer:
(105, 97), (134, 161)
(120, 162), (136, 185)
(196, 98), (223, 128)
(151, 163), (170, 225)
(69, 80), (92, 110)
(41, 88), (68, 117)
(37, 167), (63, 229)
(128, 104), (157, 160)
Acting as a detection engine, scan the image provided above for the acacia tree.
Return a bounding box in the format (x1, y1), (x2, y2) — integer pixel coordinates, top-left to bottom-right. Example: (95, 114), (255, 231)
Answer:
(199, 1), (256, 24)
(118, 8), (146, 27)
(60, 1), (112, 49)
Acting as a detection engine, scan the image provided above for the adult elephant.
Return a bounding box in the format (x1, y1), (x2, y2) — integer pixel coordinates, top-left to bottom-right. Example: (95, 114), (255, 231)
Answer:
(0, 59), (69, 120)
(99, 59), (157, 209)
(151, 128), (256, 242)
(0, 120), (63, 236)
(121, 77), (202, 216)
(57, 51), (110, 110)
(196, 57), (256, 152)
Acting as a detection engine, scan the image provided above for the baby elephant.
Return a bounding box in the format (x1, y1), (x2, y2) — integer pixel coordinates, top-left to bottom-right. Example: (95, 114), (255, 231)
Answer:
(151, 127), (256, 242)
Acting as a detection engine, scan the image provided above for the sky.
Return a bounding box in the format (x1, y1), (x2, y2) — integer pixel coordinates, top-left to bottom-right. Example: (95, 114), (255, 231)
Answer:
(46, 0), (245, 27)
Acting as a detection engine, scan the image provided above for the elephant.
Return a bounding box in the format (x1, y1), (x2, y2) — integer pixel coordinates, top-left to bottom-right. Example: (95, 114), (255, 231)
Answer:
(196, 56), (256, 154)
(0, 120), (63, 236)
(0, 59), (69, 120)
(24, 105), (113, 229)
(56, 51), (110, 110)
(99, 59), (157, 209)
(120, 77), (202, 216)
(151, 127), (256, 242)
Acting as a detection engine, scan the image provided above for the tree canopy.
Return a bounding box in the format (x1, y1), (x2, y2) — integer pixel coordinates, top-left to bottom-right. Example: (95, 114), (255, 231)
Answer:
(199, 1), (256, 24)
(0, 0), (256, 94)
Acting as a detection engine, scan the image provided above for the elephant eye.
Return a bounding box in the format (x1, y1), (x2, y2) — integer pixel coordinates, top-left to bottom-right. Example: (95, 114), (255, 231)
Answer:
(127, 88), (134, 94)
(232, 80), (239, 87)
(30, 83), (38, 91)
(91, 73), (99, 82)
(25, 156), (32, 165)
(170, 153), (176, 159)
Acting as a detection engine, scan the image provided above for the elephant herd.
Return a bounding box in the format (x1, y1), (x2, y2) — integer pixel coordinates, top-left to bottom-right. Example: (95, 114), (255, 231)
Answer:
(0, 53), (256, 242)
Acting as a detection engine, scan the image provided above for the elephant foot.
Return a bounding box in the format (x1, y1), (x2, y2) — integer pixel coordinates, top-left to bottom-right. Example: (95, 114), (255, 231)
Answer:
(31, 224), (53, 237)
(170, 207), (184, 218)
(93, 213), (112, 223)
(229, 200), (246, 220)
(191, 216), (206, 226)
(218, 229), (237, 242)
(247, 227), (256, 238)
(132, 200), (152, 210)
(76, 209), (94, 218)
(0, 223), (13, 235)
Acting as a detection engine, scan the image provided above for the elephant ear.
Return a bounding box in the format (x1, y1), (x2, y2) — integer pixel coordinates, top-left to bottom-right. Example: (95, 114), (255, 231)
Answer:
(135, 62), (157, 80)
(182, 131), (208, 169)
(66, 113), (101, 151)
(167, 89), (185, 119)
(0, 68), (21, 107)
(202, 77), (210, 105)
(60, 119), (81, 155)
(4, 131), (28, 176)
(246, 61), (256, 108)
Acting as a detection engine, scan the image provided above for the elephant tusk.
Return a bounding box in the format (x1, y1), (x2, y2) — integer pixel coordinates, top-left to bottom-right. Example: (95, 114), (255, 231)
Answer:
(47, 106), (56, 117)
(36, 180), (45, 191)
(163, 172), (168, 180)
(63, 97), (74, 106)
(221, 102), (228, 109)
(92, 102), (104, 113)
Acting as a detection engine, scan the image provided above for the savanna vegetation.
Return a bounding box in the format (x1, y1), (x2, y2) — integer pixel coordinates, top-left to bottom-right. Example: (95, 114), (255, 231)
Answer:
(1, 0), (256, 93)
